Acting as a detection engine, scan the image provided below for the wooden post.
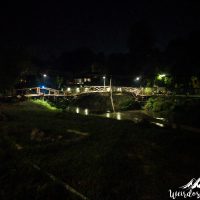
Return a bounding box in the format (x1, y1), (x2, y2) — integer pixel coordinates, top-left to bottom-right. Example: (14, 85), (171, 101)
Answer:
(110, 77), (115, 113)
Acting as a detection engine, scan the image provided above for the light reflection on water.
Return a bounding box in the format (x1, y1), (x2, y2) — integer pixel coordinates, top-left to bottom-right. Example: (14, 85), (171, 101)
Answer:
(106, 113), (110, 118)
(66, 107), (165, 128)
(151, 122), (165, 127)
(155, 117), (166, 121)
(73, 107), (89, 115)
(84, 109), (89, 115)
(133, 117), (140, 123)
(76, 107), (80, 114)
(116, 112), (121, 120)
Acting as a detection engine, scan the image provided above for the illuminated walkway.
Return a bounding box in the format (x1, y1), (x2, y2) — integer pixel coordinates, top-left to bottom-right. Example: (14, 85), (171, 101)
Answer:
(16, 86), (161, 97)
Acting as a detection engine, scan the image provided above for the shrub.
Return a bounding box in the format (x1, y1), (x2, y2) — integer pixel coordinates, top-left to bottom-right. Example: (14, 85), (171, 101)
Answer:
(144, 97), (176, 114)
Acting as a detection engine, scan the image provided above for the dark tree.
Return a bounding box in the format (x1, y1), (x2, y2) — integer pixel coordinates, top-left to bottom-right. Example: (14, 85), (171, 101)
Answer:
(106, 53), (129, 75)
(58, 48), (96, 74)
(127, 21), (156, 75)
(165, 30), (200, 86)
(0, 46), (30, 93)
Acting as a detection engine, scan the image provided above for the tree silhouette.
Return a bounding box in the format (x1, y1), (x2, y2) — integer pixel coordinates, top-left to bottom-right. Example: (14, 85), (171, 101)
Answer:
(127, 21), (157, 75)
(0, 46), (30, 93)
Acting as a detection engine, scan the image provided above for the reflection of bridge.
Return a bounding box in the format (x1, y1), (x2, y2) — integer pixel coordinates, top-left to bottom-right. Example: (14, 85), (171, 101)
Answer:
(17, 86), (162, 97)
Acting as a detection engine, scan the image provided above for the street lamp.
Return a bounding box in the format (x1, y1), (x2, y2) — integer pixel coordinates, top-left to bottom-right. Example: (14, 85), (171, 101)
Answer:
(135, 76), (141, 81)
(158, 74), (166, 80)
(134, 76), (142, 87)
(42, 74), (47, 86)
(103, 76), (106, 90)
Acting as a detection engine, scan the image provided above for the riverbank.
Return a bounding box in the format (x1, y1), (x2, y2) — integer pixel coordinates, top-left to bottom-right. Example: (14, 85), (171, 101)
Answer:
(1, 101), (200, 199)
(144, 96), (200, 128)
(43, 92), (141, 112)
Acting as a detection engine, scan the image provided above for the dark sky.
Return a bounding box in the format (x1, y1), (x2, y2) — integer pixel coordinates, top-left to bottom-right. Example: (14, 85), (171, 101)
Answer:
(0, 1), (200, 54)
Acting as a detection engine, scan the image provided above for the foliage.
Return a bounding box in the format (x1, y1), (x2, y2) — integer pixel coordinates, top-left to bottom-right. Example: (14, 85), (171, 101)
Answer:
(144, 87), (153, 95)
(43, 97), (71, 109)
(144, 96), (200, 127)
(113, 93), (141, 110)
(191, 76), (200, 88)
(144, 96), (176, 114)
(31, 99), (58, 111)
(70, 93), (138, 112)
(155, 74), (172, 87)
(55, 76), (64, 89)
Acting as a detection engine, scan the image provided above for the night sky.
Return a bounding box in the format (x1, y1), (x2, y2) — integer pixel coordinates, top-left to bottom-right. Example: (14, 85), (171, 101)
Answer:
(0, 1), (200, 54)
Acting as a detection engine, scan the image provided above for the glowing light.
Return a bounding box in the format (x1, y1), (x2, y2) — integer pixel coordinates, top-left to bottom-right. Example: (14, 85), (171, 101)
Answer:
(117, 87), (122, 92)
(67, 87), (71, 92)
(152, 122), (164, 127)
(41, 85), (45, 89)
(76, 107), (80, 114)
(84, 88), (88, 91)
(43, 74), (47, 78)
(157, 74), (166, 80)
(135, 76), (141, 81)
(103, 76), (106, 90)
(76, 88), (80, 93)
(106, 87), (110, 92)
(84, 109), (89, 115)
(116, 112), (121, 120)
(155, 117), (166, 121)
(106, 113), (110, 118)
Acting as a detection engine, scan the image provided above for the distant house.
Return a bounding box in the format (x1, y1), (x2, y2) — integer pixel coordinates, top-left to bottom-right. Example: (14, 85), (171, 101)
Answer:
(74, 77), (92, 85)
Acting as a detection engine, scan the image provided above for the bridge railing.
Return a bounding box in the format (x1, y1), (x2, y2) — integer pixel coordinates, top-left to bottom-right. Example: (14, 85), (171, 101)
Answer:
(17, 87), (63, 97)
(17, 86), (168, 97)
(63, 86), (146, 96)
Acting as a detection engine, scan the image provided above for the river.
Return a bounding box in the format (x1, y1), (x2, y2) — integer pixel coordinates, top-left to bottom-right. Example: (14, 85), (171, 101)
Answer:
(65, 106), (167, 128)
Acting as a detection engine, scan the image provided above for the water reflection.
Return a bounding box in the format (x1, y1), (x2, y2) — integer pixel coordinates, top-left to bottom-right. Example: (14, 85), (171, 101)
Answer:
(133, 117), (140, 123)
(155, 117), (165, 121)
(76, 107), (80, 114)
(66, 106), (165, 128)
(76, 88), (80, 93)
(116, 112), (121, 120)
(84, 109), (89, 115)
(106, 113), (110, 118)
(152, 122), (164, 127)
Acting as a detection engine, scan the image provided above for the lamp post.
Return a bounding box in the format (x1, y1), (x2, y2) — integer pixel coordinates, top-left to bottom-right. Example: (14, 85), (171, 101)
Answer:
(109, 76), (115, 113)
(135, 76), (140, 81)
(135, 76), (141, 87)
(103, 76), (106, 91)
(43, 74), (47, 84)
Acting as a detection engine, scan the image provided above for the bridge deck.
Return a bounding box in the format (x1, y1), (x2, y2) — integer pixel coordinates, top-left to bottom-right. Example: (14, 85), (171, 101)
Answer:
(16, 86), (166, 97)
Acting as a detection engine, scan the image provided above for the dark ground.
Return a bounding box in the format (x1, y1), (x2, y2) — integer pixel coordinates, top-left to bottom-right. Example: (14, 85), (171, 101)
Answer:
(0, 101), (200, 200)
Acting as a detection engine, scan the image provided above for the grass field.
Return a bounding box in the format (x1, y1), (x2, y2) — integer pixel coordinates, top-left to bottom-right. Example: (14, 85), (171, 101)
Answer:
(0, 101), (200, 200)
